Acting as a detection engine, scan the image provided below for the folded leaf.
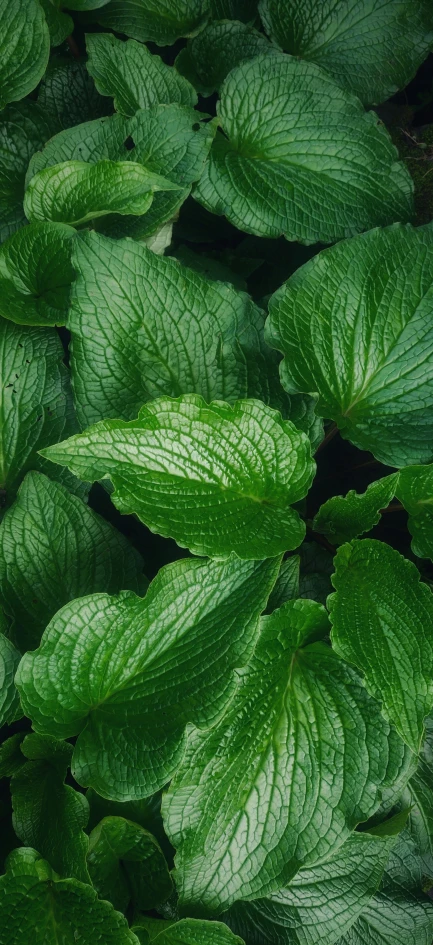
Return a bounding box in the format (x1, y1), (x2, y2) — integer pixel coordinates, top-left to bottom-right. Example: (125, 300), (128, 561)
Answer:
(258, 0), (433, 105)
(96, 0), (210, 46)
(16, 554), (280, 799)
(37, 60), (111, 131)
(194, 54), (413, 244)
(266, 223), (433, 467)
(330, 540), (433, 752)
(0, 223), (76, 327)
(0, 635), (21, 727)
(0, 0), (50, 109)
(313, 475), (398, 545)
(396, 465), (433, 561)
(41, 396), (315, 559)
(0, 471), (146, 651)
(175, 21), (276, 96)
(164, 600), (403, 914)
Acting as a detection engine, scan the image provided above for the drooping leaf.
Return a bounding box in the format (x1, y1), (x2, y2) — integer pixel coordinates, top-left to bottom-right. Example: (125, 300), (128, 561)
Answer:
(16, 554), (280, 800)
(258, 0), (433, 106)
(266, 223), (433, 467)
(10, 734), (90, 883)
(132, 919), (244, 945)
(164, 600), (404, 914)
(96, 0), (210, 46)
(37, 59), (112, 130)
(41, 395), (315, 559)
(0, 636), (21, 728)
(86, 33), (197, 117)
(87, 816), (172, 913)
(0, 471), (146, 651)
(0, 0), (50, 109)
(175, 21), (276, 96)
(0, 848), (139, 945)
(194, 54), (413, 245)
(330, 539), (433, 753)
(67, 231), (296, 429)
(396, 465), (433, 561)
(0, 223), (76, 327)
(313, 475), (398, 545)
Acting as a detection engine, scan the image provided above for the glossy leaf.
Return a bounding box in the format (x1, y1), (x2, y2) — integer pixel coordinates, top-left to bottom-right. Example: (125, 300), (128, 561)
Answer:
(0, 223), (76, 327)
(87, 816), (172, 912)
(313, 475), (398, 545)
(0, 0), (50, 109)
(96, 0), (210, 46)
(0, 636), (21, 728)
(175, 21), (276, 96)
(16, 554), (280, 799)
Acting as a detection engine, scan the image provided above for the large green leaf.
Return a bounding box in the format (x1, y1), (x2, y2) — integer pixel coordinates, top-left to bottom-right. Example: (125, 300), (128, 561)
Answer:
(395, 715), (433, 875)
(37, 59), (112, 130)
(0, 0), (50, 109)
(26, 113), (130, 180)
(68, 231), (295, 429)
(330, 539), (433, 753)
(0, 222), (76, 327)
(10, 734), (90, 883)
(96, 0), (210, 45)
(87, 816), (172, 913)
(41, 396), (315, 559)
(175, 21), (276, 96)
(16, 554), (280, 799)
(39, 0), (72, 47)
(0, 848), (139, 945)
(194, 54), (413, 245)
(0, 471), (146, 651)
(132, 919), (244, 945)
(86, 33), (197, 117)
(266, 223), (433, 467)
(225, 827), (400, 945)
(258, 0), (433, 106)
(313, 475), (398, 545)
(396, 465), (433, 561)
(0, 635), (21, 728)
(164, 600), (405, 914)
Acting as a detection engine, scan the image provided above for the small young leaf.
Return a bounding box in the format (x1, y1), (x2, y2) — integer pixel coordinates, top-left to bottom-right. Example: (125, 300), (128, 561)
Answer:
(96, 0), (210, 46)
(0, 636), (21, 728)
(396, 464), (433, 561)
(313, 475), (398, 545)
(0, 0), (50, 109)
(0, 223), (76, 327)
(175, 21), (276, 96)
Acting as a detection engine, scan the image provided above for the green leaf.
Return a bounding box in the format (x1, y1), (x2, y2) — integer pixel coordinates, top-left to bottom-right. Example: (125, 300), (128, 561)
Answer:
(68, 231), (295, 430)
(0, 734), (26, 780)
(86, 33), (197, 117)
(0, 223), (76, 327)
(266, 223), (433, 467)
(164, 600), (403, 914)
(396, 465), (433, 561)
(337, 833), (433, 944)
(41, 395), (315, 559)
(0, 0), (50, 109)
(298, 541), (333, 605)
(39, 0), (72, 47)
(0, 635), (21, 727)
(65, 0), (111, 9)
(258, 0), (433, 106)
(265, 555), (300, 613)
(26, 113), (130, 183)
(194, 54), (413, 245)
(0, 471), (146, 651)
(225, 828), (399, 945)
(0, 847), (139, 945)
(87, 816), (172, 912)
(211, 0), (257, 22)
(175, 21), (276, 96)
(37, 59), (112, 130)
(330, 539), (433, 753)
(132, 919), (244, 945)
(16, 554), (280, 800)
(313, 475), (398, 545)
(96, 0), (210, 46)
(395, 715), (433, 874)
(11, 734), (90, 883)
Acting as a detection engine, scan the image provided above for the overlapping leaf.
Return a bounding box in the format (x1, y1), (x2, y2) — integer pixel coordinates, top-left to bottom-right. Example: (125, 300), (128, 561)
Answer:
(313, 475), (398, 545)
(175, 21), (276, 96)
(0, 635), (21, 728)
(396, 465), (433, 560)
(0, 0), (50, 109)
(395, 715), (433, 875)
(96, 0), (210, 46)
(37, 60), (111, 130)
(0, 223), (76, 327)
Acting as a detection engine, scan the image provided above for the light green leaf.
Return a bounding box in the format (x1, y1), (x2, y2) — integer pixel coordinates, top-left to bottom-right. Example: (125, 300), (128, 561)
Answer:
(26, 113), (130, 183)
(16, 554), (280, 800)
(0, 471), (146, 651)
(258, 0), (433, 106)
(39, 0), (72, 47)
(338, 833), (433, 945)
(96, 0), (210, 46)
(265, 555), (300, 613)
(396, 465), (433, 561)
(67, 231), (295, 429)
(0, 0), (50, 109)
(313, 475), (398, 545)
(0, 223), (75, 327)
(330, 539), (433, 753)
(41, 395), (315, 559)
(266, 223), (433, 467)
(86, 33), (197, 117)
(164, 599), (407, 914)
(175, 21), (276, 96)
(133, 919), (244, 945)
(194, 54), (413, 245)
(225, 828), (400, 945)
(0, 635), (21, 727)
(11, 734), (90, 883)
(0, 848), (139, 945)
(88, 816), (172, 913)
(37, 59), (111, 130)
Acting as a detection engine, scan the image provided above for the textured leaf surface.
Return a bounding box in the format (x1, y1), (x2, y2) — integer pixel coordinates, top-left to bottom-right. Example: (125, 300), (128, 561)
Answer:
(0, 471), (145, 651)
(330, 539), (433, 752)
(16, 554), (280, 799)
(41, 396), (315, 559)
(266, 223), (433, 467)
(133, 919), (244, 945)
(37, 60), (111, 130)
(194, 55), (412, 244)
(395, 715), (433, 873)
(87, 33), (197, 117)
(88, 816), (172, 912)
(0, 0), (50, 109)
(265, 556), (300, 613)
(259, 0), (433, 105)
(175, 21), (275, 96)
(11, 734), (90, 883)
(0, 222), (75, 327)
(0, 848), (139, 945)
(0, 635), (21, 727)
(68, 231), (294, 429)
(313, 475), (398, 545)
(39, 0), (72, 47)
(396, 465), (433, 560)
(96, 0), (210, 45)
(164, 600), (402, 914)
(0, 734), (26, 780)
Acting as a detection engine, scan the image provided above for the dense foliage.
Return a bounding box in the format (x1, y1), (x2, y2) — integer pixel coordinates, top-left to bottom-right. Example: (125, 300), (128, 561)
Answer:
(1, 1), (433, 943)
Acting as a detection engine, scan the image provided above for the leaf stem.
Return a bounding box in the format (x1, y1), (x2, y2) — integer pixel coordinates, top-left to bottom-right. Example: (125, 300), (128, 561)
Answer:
(316, 422), (338, 454)
(66, 34), (80, 60)
(380, 502), (404, 514)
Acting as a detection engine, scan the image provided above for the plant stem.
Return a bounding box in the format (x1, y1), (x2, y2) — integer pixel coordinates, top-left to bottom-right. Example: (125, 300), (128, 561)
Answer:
(66, 34), (80, 60)
(316, 422), (338, 454)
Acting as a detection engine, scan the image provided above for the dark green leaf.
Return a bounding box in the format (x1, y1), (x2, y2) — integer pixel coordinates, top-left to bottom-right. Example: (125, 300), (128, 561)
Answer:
(87, 816), (172, 912)
(0, 0), (50, 109)
(0, 222), (76, 327)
